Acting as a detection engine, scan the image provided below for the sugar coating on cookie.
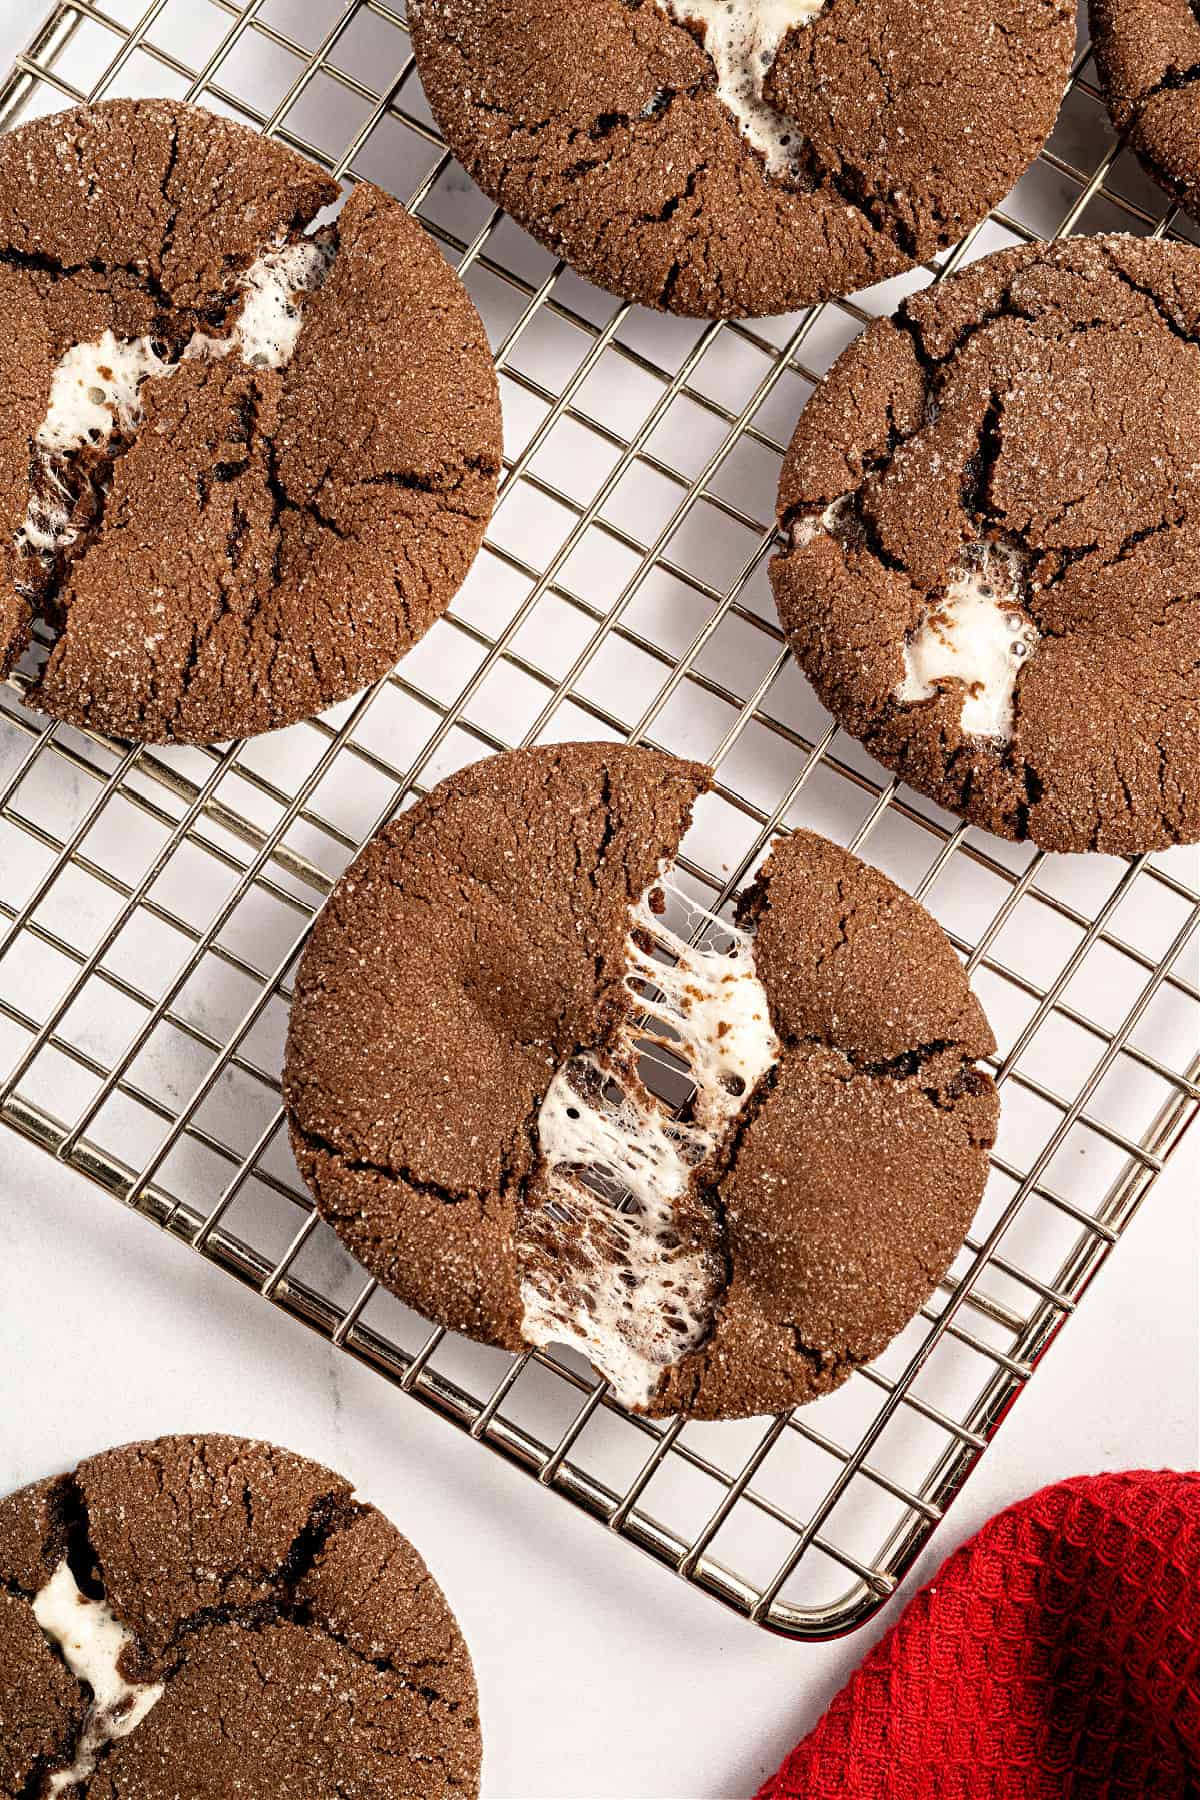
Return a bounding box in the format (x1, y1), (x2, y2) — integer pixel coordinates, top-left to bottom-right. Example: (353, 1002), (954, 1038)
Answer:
(654, 0), (827, 178)
(522, 876), (779, 1406)
(1090, 0), (1200, 224)
(408, 0), (1075, 316)
(32, 1562), (164, 1793)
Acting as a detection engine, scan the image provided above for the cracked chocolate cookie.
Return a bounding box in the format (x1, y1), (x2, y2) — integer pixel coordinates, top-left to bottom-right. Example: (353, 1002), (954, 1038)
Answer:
(283, 743), (998, 1421)
(0, 98), (502, 743)
(407, 0), (1074, 317)
(771, 234), (1200, 854)
(1090, 0), (1200, 220)
(0, 1433), (481, 1798)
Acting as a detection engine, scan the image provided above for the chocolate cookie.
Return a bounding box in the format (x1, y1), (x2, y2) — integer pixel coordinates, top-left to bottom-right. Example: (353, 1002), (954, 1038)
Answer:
(407, 0), (1074, 317)
(770, 234), (1200, 855)
(0, 1434), (481, 1798)
(283, 743), (998, 1421)
(1090, 0), (1200, 220)
(0, 99), (502, 743)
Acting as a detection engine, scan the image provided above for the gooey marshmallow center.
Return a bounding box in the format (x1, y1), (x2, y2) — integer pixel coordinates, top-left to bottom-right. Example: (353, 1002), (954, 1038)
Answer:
(32, 1559), (165, 1793)
(520, 876), (779, 1410)
(655, 0), (829, 177)
(17, 235), (332, 564)
(896, 542), (1040, 741)
(792, 505), (1040, 744)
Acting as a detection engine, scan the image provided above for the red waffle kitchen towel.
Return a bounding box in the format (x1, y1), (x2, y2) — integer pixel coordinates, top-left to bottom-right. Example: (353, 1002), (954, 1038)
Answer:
(756, 1471), (1200, 1800)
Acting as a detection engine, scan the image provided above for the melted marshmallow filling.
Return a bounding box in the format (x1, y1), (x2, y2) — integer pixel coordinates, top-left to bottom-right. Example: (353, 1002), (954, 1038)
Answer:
(520, 876), (779, 1410)
(655, 0), (828, 177)
(16, 234), (333, 569)
(896, 542), (1039, 741)
(32, 1560), (164, 1793)
(791, 492), (851, 548)
(791, 507), (1040, 745)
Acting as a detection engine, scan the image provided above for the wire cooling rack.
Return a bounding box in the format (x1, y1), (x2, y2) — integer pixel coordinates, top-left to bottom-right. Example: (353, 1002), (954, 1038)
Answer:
(1, 0), (1198, 1640)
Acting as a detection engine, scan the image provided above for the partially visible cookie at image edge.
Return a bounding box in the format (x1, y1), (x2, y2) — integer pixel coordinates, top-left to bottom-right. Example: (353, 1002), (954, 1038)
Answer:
(770, 233), (1200, 855)
(0, 98), (502, 744)
(283, 742), (999, 1422)
(0, 1433), (481, 1799)
(1090, 0), (1200, 218)
(407, 0), (1075, 317)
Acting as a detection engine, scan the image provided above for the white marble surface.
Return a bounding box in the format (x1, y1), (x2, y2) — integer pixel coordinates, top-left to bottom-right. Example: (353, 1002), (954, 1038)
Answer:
(1, 1129), (1195, 1799)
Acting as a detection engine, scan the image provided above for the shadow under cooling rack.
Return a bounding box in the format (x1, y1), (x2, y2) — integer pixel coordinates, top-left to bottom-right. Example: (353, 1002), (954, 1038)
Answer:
(1, 0), (1198, 1637)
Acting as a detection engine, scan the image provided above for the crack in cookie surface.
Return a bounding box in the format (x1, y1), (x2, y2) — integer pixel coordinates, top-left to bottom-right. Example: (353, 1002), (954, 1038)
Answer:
(1090, 0), (1200, 220)
(654, 0), (827, 177)
(797, 509), (1042, 744)
(31, 1562), (165, 1793)
(16, 232), (333, 591)
(894, 540), (1039, 741)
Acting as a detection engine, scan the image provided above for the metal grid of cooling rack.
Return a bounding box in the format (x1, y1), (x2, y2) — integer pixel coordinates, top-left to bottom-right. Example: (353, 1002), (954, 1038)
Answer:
(1, 0), (1198, 1639)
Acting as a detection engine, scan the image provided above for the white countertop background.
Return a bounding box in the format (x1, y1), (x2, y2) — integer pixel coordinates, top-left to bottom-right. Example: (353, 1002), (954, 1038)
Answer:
(0, 4), (1197, 1795)
(2, 1130), (1195, 1799)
